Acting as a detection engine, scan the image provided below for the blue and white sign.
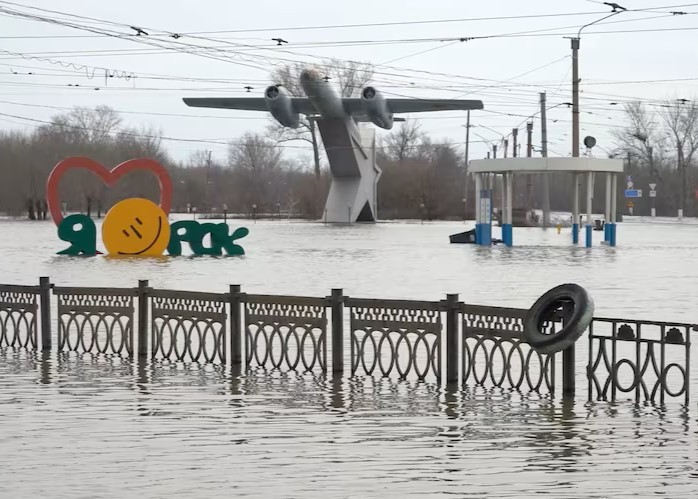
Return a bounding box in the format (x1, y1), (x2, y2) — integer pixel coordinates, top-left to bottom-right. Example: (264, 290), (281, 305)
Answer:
(479, 197), (491, 223)
(625, 189), (642, 198)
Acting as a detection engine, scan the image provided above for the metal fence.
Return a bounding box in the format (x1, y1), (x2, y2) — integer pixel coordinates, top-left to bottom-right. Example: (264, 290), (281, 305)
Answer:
(461, 304), (561, 393)
(0, 277), (695, 404)
(0, 284), (39, 350)
(245, 294), (327, 372)
(348, 297), (442, 380)
(588, 317), (693, 404)
(150, 288), (228, 364)
(55, 286), (135, 356)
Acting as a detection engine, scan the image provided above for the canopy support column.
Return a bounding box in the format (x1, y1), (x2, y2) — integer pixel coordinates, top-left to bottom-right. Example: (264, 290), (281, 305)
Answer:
(572, 174), (580, 244)
(610, 173), (617, 247)
(604, 173), (612, 243)
(585, 172), (593, 248)
(502, 173), (513, 246)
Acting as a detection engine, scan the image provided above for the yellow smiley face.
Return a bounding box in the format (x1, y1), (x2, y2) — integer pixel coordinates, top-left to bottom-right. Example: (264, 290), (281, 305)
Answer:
(102, 198), (170, 256)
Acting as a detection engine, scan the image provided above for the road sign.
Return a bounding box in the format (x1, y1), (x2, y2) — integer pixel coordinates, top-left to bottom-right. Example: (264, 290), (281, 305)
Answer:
(625, 189), (642, 198)
(626, 181), (634, 189)
(649, 190), (657, 198)
(649, 183), (657, 190)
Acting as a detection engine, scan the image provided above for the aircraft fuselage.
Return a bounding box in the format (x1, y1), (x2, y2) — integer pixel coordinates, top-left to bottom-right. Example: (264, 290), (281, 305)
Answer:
(300, 69), (346, 118)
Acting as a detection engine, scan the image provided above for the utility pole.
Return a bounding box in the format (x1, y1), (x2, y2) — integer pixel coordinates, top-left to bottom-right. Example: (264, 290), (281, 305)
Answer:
(464, 110), (471, 166)
(540, 92), (551, 227)
(678, 139), (684, 219)
(512, 128), (518, 158)
(493, 144), (497, 159)
(526, 122), (533, 212)
(627, 151), (633, 216)
(205, 150), (212, 214)
(503, 139), (509, 158)
(463, 111), (471, 218)
(649, 145), (656, 217)
(569, 5), (627, 239)
(571, 38), (580, 159)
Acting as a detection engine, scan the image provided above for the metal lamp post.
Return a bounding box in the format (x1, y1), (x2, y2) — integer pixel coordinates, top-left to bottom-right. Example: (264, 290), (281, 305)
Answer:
(569, 4), (626, 244)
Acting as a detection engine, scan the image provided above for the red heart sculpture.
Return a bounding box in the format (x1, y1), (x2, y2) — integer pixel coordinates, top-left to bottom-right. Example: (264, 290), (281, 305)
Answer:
(46, 156), (173, 226)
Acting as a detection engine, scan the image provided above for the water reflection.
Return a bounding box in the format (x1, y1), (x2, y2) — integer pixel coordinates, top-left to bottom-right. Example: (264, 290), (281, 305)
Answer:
(0, 349), (696, 497)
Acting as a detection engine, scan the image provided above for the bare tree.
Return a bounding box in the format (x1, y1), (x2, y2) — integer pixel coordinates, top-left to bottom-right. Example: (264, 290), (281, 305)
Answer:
(383, 118), (423, 163)
(612, 101), (665, 165)
(658, 98), (698, 215)
(228, 132), (282, 172)
(41, 105), (122, 144)
(324, 58), (375, 97)
(228, 133), (283, 212)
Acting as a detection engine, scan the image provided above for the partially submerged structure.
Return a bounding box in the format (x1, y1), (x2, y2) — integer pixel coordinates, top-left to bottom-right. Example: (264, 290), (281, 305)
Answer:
(183, 68), (484, 223)
(467, 157), (624, 247)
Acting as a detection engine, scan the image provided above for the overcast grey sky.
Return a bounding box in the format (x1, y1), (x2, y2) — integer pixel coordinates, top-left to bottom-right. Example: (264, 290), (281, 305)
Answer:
(0, 0), (697, 165)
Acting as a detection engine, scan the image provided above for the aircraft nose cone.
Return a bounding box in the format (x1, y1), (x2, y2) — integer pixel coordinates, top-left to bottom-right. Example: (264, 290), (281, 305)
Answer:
(300, 68), (320, 82)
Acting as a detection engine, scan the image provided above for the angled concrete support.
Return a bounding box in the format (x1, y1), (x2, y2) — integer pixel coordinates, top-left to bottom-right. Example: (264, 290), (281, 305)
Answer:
(319, 118), (382, 223)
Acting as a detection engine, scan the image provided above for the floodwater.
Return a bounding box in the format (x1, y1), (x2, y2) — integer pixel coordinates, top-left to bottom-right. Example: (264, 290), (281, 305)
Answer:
(1, 216), (698, 498)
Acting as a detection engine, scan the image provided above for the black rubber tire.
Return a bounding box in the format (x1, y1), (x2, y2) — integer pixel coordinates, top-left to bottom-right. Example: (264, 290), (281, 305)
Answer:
(523, 283), (594, 355)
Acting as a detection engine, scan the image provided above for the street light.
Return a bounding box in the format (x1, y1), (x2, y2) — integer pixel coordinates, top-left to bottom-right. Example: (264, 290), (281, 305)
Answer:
(570, 4), (627, 157)
(568, 3), (626, 244)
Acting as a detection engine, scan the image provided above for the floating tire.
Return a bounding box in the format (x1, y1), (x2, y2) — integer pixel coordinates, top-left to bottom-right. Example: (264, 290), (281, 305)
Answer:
(523, 284), (594, 355)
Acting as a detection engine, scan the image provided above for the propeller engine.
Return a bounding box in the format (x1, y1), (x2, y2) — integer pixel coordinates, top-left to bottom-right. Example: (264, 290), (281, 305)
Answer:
(264, 85), (300, 128)
(361, 86), (393, 130)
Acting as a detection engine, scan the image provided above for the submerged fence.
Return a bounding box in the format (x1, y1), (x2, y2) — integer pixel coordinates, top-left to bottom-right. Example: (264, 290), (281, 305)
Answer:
(0, 278), (694, 404)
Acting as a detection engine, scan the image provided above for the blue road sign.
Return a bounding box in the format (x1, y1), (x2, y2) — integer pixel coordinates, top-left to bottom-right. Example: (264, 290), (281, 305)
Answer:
(624, 189), (642, 198)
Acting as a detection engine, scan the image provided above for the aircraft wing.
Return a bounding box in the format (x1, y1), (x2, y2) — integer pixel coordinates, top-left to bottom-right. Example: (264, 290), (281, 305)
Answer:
(354, 115), (406, 123)
(342, 98), (483, 115)
(183, 97), (315, 114)
(387, 99), (484, 114)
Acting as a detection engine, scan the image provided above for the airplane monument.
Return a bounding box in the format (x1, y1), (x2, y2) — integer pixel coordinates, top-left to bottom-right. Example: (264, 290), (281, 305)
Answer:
(183, 68), (484, 223)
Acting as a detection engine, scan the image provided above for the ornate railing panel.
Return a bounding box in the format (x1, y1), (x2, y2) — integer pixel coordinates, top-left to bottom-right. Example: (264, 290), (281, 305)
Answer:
(348, 298), (442, 381)
(588, 318), (693, 404)
(151, 289), (227, 364)
(0, 285), (39, 349)
(245, 295), (327, 372)
(461, 305), (560, 393)
(55, 287), (135, 356)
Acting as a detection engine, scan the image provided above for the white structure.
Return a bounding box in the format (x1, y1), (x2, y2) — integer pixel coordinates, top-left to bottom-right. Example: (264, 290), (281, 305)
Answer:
(183, 68), (483, 223)
(321, 124), (381, 223)
(468, 157), (625, 247)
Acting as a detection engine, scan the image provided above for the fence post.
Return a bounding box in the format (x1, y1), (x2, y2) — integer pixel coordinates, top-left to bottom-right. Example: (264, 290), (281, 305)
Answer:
(230, 284), (243, 366)
(137, 280), (149, 358)
(562, 303), (576, 398)
(446, 293), (459, 383)
(39, 276), (51, 351)
(331, 288), (344, 375)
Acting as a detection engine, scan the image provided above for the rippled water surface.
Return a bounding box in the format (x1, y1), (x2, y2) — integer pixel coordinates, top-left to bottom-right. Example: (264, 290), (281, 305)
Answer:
(1, 217), (698, 497)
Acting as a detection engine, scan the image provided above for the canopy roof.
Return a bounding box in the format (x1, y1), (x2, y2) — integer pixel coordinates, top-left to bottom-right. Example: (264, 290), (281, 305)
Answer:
(468, 157), (624, 174)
